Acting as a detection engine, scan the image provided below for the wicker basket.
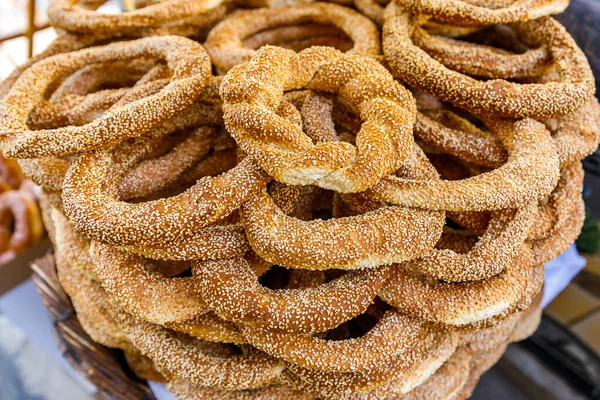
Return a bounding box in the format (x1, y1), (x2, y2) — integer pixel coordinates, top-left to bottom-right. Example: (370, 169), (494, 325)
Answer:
(31, 252), (157, 400)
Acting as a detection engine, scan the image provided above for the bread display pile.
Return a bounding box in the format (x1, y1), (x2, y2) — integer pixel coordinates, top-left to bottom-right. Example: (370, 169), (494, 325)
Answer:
(0, 0), (598, 398)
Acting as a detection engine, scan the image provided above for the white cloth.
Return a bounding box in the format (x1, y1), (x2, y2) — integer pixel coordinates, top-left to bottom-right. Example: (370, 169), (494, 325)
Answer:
(541, 244), (587, 307)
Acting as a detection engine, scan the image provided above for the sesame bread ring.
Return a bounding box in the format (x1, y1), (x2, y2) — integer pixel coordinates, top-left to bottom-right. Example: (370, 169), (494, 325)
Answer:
(355, 0), (486, 41)
(116, 312), (285, 390)
(28, 62), (169, 130)
(62, 132), (268, 246)
(21, 76), (225, 194)
(366, 118), (560, 211)
(90, 242), (210, 325)
(379, 244), (534, 326)
(412, 27), (551, 80)
(221, 45), (417, 192)
(124, 349), (167, 383)
(51, 207), (98, 280)
(414, 109), (507, 168)
(166, 312), (247, 345)
(240, 185), (444, 270)
(409, 203), (536, 282)
(48, 0), (223, 35)
(529, 192), (585, 265)
(0, 190), (44, 257)
(55, 249), (136, 352)
(395, 0), (568, 25)
(528, 162), (584, 241)
(241, 310), (439, 373)
(0, 32), (93, 100)
(383, 3), (595, 119)
(167, 381), (314, 400)
(510, 291), (542, 342)
(241, 24), (351, 52)
(205, 3), (380, 74)
(0, 36), (211, 158)
(165, 263), (324, 342)
(194, 256), (390, 333)
(0, 154), (24, 189)
(549, 98), (600, 169)
(279, 328), (457, 398)
(390, 347), (471, 400)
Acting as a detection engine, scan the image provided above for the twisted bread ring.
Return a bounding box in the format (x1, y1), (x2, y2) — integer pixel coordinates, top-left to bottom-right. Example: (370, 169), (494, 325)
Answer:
(383, 3), (595, 119)
(205, 3), (380, 74)
(395, 0), (568, 25)
(366, 117), (560, 211)
(221, 45), (417, 192)
(0, 36), (211, 158)
(194, 256), (391, 333)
